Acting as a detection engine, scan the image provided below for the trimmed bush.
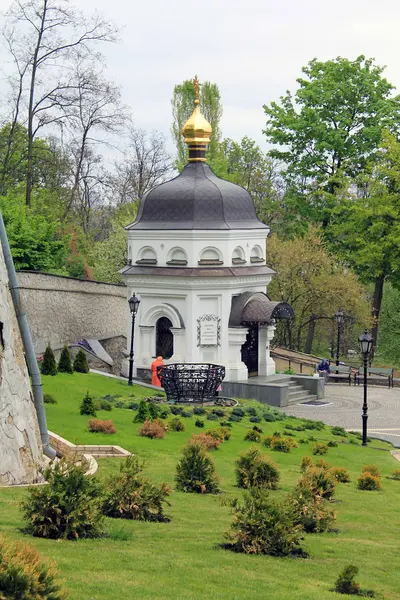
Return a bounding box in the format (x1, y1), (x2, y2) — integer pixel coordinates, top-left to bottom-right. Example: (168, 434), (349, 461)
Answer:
(391, 469), (400, 480)
(140, 420), (165, 439)
(181, 410), (193, 418)
(176, 442), (220, 493)
(169, 418), (185, 432)
(303, 420), (325, 431)
(0, 534), (66, 599)
(329, 467), (351, 483)
(134, 400), (150, 423)
(297, 467), (336, 500)
(96, 399), (112, 411)
(244, 429), (261, 443)
(224, 488), (305, 557)
(362, 464), (380, 477)
(102, 456), (171, 522)
(270, 436), (298, 453)
(263, 412), (277, 422)
(170, 406), (184, 415)
(159, 409), (170, 419)
(193, 407), (206, 415)
(190, 433), (221, 451)
(88, 419), (116, 434)
(249, 416), (262, 423)
(21, 459), (104, 540)
(41, 344), (57, 376)
(300, 456), (313, 473)
(58, 345), (73, 374)
(73, 348), (89, 373)
(357, 472), (381, 491)
(195, 419), (205, 428)
(328, 440), (338, 447)
(211, 408), (225, 417)
(235, 447), (280, 490)
(207, 413), (219, 421)
(80, 392), (96, 416)
(228, 414), (242, 423)
(331, 426), (347, 437)
(43, 393), (57, 404)
(311, 442), (329, 456)
(245, 407), (257, 416)
(231, 407), (245, 417)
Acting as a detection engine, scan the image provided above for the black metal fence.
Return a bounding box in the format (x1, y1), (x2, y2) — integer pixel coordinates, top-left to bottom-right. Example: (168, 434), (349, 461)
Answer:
(158, 363), (225, 404)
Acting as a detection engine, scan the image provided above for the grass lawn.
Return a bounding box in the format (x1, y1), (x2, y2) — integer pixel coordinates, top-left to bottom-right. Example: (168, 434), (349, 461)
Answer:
(1, 372), (399, 600)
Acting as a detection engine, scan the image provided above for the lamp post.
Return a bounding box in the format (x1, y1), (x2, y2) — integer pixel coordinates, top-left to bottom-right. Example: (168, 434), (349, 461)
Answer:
(358, 329), (373, 446)
(127, 293), (141, 386)
(334, 309), (344, 367)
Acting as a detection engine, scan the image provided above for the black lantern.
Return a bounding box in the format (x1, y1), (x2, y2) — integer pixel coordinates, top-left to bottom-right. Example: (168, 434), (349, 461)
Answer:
(334, 308), (344, 367)
(335, 309), (344, 326)
(358, 329), (373, 446)
(127, 294), (141, 386)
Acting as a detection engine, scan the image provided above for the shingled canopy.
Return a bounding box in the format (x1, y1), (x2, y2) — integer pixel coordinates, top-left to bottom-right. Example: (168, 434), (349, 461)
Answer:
(229, 292), (293, 326)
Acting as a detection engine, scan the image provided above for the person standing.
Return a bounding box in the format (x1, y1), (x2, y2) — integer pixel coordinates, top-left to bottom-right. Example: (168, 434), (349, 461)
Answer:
(151, 356), (164, 387)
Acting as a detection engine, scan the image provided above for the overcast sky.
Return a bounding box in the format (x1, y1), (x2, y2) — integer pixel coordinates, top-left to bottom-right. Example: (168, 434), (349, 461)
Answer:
(2, 0), (400, 152)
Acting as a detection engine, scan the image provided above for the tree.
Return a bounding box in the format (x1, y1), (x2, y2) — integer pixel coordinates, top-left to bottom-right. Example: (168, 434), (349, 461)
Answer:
(73, 348), (89, 373)
(264, 56), (400, 226)
(328, 132), (400, 347)
(80, 391), (96, 416)
(58, 345), (73, 373)
(171, 78), (223, 171)
(41, 344), (57, 375)
(266, 228), (369, 353)
(4, 0), (117, 206)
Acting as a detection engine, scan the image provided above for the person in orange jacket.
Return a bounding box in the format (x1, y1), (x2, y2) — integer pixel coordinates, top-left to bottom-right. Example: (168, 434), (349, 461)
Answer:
(151, 356), (164, 387)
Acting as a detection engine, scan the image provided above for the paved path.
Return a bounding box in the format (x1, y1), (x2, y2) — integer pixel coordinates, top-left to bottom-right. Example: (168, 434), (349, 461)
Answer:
(282, 384), (400, 447)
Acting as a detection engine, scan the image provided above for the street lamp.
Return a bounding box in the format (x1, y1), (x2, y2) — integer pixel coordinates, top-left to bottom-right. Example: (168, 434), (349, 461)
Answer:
(334, 309), (344, 367)
(358, 329), (373, 446)
(128, 293), (141, 386)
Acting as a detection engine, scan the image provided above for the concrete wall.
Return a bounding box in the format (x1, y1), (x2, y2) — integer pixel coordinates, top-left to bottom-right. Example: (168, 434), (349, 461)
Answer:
(0, 252), (43, 485)
(16, 271), (127, 354)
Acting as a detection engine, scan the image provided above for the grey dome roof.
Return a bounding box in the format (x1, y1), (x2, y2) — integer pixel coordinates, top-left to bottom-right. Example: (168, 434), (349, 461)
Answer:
(127, 162), (267, 230)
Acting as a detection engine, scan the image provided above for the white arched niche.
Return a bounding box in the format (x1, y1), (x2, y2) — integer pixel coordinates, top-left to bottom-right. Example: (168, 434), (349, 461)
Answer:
(136, 246), (157, 265)
(232, 245), (246, 265)
(250, 244), (264, 263)
(166, 246), (188, 266)
(198, 246), (223, 266)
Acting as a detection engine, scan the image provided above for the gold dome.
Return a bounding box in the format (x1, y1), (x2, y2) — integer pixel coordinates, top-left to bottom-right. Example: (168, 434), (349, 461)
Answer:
(182, 76), (212, 145)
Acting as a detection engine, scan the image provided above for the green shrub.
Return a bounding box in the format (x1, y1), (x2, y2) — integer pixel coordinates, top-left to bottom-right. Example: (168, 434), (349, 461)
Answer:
(195, 419), (205, 428)
(80, 392), (96, 416)
(333, 565), (374, 596)
(170, 406), (183, 415)
(263, 435), (272, 448)
(331, 426), (347, 437)
(287, 485), (336, 533)
(391, 469), (400, 480)
(43, 393), (57, 404)
(181, 410), (193, 418)
(308, 435), (317, 442)
(96, 399), (112, 411)
(0, 534), (66, 599)
(362, 464), (380, 477)
(245, 406), (257, 416)
(159, 409), (170, 419)
(357, 472), (381, 491)
(328, 440), (338, 447)
(73, 348), (89, 373)
(263, 412), (277, 422)
(232, 407), (245, 417)
(329, 467), (351, 483)
(134, 400), (150, 423)
(153, 390), (165, 397)
(175, 443), (220, 494)
(303, 420), (325, 431)
(207, 413), (219, 421)
(297, 467), (336, 500)
(57, 345), (73, 374)
(220, 421), (232, 428)
(218, 426), (232, 441)
(300, 456), (313, 473)
(193, 407), (206, 415)
(270, 436), (298, 453)
(169, 417), (185, 432)
(21, 459), (104, 540)
(102, 456), (171, 522)
(147, 401), (159, 420)
(235, 447), (280, 490)
(244, 429), (261, 443)
(249, 416), (261, 423)
(228, 414), (242, 422)
(224, 488), (305, 557)
(311, 442), (329, 456)
(211, 408), (225, 417)
(41, 344), (57, 376)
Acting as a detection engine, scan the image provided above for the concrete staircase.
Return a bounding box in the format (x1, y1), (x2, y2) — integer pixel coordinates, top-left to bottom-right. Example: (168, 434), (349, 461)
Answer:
(288, 380), (318, 405)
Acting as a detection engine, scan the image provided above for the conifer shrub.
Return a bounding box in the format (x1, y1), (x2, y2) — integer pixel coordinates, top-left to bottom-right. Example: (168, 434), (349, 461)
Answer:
(73, 348), (89, 373)
(357, 472), (382, 491)
(300, 456), (313, 472)
(311, 442), (329, 455)
(159, 409), (170, 419)
(193, 406), (206, 415)
(207, 413), (219, 421)
(57, 345), (73, 373)
(262, 435), (273, 448)
(102, 456), (171, 522)
(270, 435), (298, 453)
(231, 407), (246, 417)
(224, 488), (305, 557)
(21, 459), (104, 540)
(220, 421), (233, 428)
(333, 565), (375, 596)
(249, 416), (262, 423)
(296, 467), (336, 500)
(287, 484), (336, 533)
(331, 426), (347, 437)
(170, 405), (184, 415)
(176, 442), (220, 493)
(41, 344), (57, 376)
(0, 535), (66, 599)
(139, 419), (165, 439)
(169, 417), (185, 432)
(328, 440), (338, 447)
(235, 447), (280, 490)
(43, 393), (57, 404)
(181, 410), (193, 418)
(303, 420), (325, 431)
(391, 469), (400, 480)
(362, 465), (380, 477)
(133, 400), (150, 423)
(244, 429), (261, 443)
(189, 433), (221, 451)
(245, 406), (257, 416)
(80, 392), (96, 416)
(195, 419), (205, 428)
(315, 459), (330, 470)
(329, 467), (351, 483)
(88, 419), (116, 434)
(95, 399), (112, 411)
(263, 412), (277, 422)
(147, 401), (160, 420)
(228, 414), (242, 423)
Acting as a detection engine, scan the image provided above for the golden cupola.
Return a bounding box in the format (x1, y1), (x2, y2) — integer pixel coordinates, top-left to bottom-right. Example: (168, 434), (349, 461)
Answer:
(182, 75), (212, 162)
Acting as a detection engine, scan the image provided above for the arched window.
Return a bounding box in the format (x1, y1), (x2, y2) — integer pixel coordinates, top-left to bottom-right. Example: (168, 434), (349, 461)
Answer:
(156, 317), (174, 359)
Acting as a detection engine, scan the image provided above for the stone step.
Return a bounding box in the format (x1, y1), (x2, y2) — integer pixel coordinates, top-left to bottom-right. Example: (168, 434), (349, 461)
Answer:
(288, 388), (313, 400)
(288, 393), (318, 405)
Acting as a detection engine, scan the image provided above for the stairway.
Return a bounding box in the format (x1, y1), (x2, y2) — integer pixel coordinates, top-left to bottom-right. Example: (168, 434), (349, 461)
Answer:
(287, 381), (318, 405)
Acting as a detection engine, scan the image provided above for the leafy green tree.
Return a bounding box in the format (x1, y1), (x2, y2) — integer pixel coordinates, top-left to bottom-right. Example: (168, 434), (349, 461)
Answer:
(73, 349), (89, 373)
(171, 79), (223, 171)
(328, 132), (400, 347)
(264, 56), (400, 226)
(58, 346), (73, 374)
(41, 344), (57, 376)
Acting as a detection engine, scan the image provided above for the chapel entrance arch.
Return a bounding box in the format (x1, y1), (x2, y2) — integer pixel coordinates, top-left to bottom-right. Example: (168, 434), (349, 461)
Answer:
(156, 317), (174, 359)
(241, 325), (259, 377)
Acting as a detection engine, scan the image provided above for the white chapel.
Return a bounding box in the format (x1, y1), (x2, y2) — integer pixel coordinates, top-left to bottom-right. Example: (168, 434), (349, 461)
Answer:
(121, 79), (293, 382)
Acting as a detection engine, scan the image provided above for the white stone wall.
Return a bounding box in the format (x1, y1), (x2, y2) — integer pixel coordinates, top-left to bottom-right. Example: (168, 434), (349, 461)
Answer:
(0, 248), (43, 485)
(16, 272), (127, 353)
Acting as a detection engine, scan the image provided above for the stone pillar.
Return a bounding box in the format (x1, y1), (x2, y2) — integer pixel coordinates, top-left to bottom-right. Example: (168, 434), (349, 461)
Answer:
(258, 324), (276, 376)
(170, 327), (185, 362)
(225, 327), (249, 382)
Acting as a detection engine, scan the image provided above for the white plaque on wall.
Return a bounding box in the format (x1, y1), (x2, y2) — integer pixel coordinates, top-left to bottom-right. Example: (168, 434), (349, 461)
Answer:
(197, 314), (221, 347)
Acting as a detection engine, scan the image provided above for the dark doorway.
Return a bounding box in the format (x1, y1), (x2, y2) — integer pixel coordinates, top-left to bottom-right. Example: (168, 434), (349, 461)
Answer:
(241, 325), (259, 377)
(156, 317), (173, 359)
